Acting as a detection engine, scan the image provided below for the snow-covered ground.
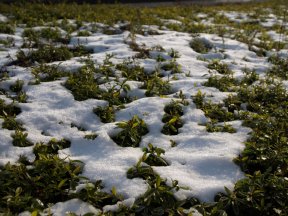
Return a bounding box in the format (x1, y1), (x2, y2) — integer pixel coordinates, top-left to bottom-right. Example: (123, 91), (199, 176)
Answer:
(0, 9), (286, 214)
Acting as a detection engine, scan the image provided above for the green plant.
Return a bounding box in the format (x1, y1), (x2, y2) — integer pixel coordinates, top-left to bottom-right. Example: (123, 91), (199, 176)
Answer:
(10, 80), (24, 93)
(162, 114), (183, 135)
(126, 147), (191, 215)
(70, 45), (93, 57)
(204, 74), (238, 92)
(22, 27), (66, 47)
(170, 139), (177, 147)
(71, 123), (86, 131)
(0, 99), (21, 117)
(224, 94), (242, 113)
(39, 27), (62, 42)
(241, 68), (259, 85)
(0, 152), (82, 213)
(11, 130), (33, 147)
(16, 45), (73, 67)
(22, 28), (41, 47)
(127, 38), (150, 59)
(32, 64), (68, 82)
(33, 138), (71, 159)
(0, 37), (15, 47)
(2, 115), (24, 130)
(202, 102), (236, 123)
(156, 54), (166, 62)
(190, 37), (213, 53)
(77, 30), (91, 36)
(207, 60), (233, 75)
(64, 65), (103, 101)
(206, 123), (236, 133)
(161, 101), (184, 135)
(112, 115), (148, 147)
(132, 176), (185, 215)
(101, 80), (131, 106)
(163, 100), (184, 116)
(161, 59), (182, 74)
(84, 133), (98, 140)
(0, 22), (15, 34)
(192, 90), (205, 109)
(214, 171), (288, 216)
(116, 61), (148, 82)
(143, 72), (172, 97)
(1, 2), (288, 215)
(237, 78), (288, 116)
(267, 55), (288, 80)
(71, 181), (122, 209)
(14, 91), (28, 103)
(93, 105), (115, 123)
(168, 48), (180, 58)
(142, 143), (169, 166)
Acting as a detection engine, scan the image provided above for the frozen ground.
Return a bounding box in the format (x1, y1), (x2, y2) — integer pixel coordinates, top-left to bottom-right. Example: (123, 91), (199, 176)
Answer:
(0, 9), (286, 214)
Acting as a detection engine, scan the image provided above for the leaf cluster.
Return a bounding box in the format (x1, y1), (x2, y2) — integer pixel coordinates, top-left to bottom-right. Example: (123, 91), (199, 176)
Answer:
(112, 115), (148, 147)
(0, 139), (82, 214)
(161, 100), (184, 135)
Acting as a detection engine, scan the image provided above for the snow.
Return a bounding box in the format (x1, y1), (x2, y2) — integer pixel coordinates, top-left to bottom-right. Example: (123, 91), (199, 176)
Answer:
(0, 9), (285, 214)
(267, 30), (287, 42)
(222, 11), (249, 23)
(0, 14), (8, 22)
(45, 199), (101, 215)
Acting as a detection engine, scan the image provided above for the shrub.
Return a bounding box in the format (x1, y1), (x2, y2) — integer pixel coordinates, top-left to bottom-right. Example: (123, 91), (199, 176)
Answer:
(116, 62), (148, 82)
(64, 65), (102, 101)
(206, 123), (236, 133)
(202, 102), (236, 123)
(268, 55), (288, 80)
(0, 99), (21, 117)
(161, 101), (184, 135)
(11, 130), (33, 147)
(207, 60), (233, 75)
(0, 22), (15, 34)
(77, 30), (91, 36)
(161, 59), (182, 74)
(32, 64), (68, 82)
(16, 46), (73, 66)
(84, 133), (98, 140)
(2, 115), (24, 130)
(142, 143), (169, 166)
(143, 73), (172, 97)
(72, 181), (122, 209)
(190, 37), (213, 53)
(33, 138), (71, 159)
(112, 115), (148, 147)
(204, 74), (238, 92)
(93, 105), (115, 123)
(0, 151), (82, 213)
(10, 80), (24, 93)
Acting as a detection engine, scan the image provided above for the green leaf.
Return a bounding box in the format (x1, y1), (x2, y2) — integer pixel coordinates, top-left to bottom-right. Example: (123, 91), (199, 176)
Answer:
(112, 186), (117, 196)
(132, 122), (139, 128)
(31, 210), (39, 216)
(15, 187), (22, 196)
(116, 122), (127, 128)
(168, 116), (178, 124)
(156, 176), (161, 188)
(58, 179), (67, 189)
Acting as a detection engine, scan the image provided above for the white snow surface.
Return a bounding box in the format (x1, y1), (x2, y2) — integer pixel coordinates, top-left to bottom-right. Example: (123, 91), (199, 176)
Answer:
(0, 12), (284, 213)
(45, 199), (101, 216)
(0, 14), (8, 22)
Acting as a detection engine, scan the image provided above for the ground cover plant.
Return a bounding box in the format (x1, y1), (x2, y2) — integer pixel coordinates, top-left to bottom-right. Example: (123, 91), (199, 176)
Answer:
(0, 0), (288, 215)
